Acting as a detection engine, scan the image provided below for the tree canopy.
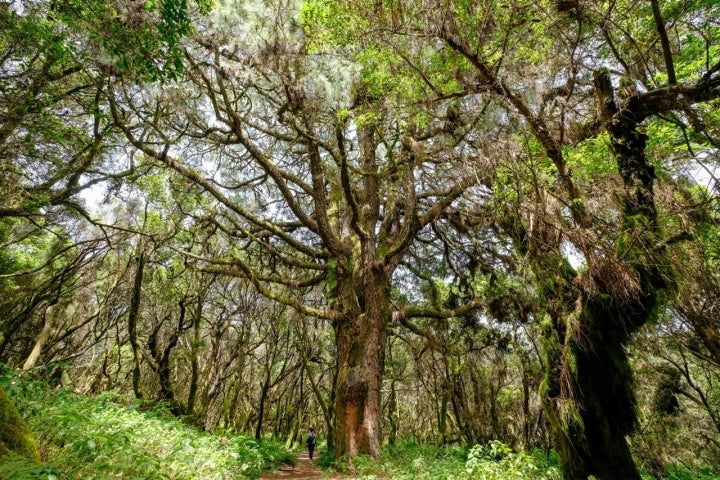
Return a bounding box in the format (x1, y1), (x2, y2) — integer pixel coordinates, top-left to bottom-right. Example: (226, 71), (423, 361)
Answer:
(1, 0), (719, 479)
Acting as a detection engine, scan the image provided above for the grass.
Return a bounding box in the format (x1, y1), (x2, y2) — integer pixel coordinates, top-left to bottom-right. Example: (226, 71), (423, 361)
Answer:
(0, 365), (295, 479)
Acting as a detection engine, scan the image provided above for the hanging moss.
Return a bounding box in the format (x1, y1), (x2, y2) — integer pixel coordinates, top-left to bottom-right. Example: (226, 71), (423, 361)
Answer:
(0, 385), (40, 462)
(652, 365), (681, 416)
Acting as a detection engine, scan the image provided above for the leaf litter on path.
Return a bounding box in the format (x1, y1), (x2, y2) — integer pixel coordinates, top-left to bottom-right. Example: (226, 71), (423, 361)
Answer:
(259, 451), (348, 480)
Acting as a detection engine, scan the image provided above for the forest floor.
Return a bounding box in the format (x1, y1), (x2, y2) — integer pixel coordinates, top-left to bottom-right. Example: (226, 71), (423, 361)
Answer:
(259, 451), (348, 480)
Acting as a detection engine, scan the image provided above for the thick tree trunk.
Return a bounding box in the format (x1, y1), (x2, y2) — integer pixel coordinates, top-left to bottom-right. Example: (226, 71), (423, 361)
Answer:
(0, 386), (40, 462)
(333, 268), (389, 459)
(542, 69), (672, 480)
(545, 301), (649, 480)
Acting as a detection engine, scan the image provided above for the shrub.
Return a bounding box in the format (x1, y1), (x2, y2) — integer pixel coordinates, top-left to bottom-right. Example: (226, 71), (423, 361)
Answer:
(464, 441), (561, 480)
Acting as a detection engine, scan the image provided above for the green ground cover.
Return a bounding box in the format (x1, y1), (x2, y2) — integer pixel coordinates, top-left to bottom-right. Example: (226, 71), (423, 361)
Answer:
(0, 366), (294, 479)
(2, 366), (718, 480)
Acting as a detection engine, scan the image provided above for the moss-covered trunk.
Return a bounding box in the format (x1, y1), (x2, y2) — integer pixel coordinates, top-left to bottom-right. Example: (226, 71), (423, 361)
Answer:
(541, 69), (672, 480)
(543, 297), (651, 480)
(0, 385), (40, 462)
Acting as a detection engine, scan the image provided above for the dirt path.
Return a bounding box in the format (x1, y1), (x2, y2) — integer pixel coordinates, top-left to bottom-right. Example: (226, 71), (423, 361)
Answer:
(259, 451), (346, 480)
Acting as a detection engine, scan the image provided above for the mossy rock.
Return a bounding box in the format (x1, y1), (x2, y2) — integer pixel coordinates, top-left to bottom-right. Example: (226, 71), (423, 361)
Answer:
(0, 385), (40, 462)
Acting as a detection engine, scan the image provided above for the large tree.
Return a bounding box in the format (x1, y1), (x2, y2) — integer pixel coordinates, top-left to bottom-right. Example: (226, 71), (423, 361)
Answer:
(105, 0), (500, 457)
(303, 0), (720, 477)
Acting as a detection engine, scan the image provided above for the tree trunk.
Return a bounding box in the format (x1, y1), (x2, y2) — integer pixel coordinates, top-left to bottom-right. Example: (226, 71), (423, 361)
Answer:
(454, 368), (474, 444)
(387, 374), (398, 446)
(301, 336), (335, 445)
(22, 304), (56, 370)
(519, 346), (532, 449)
(545, 301), (648, 480)
(128, 250), (146, 400)
(255, 371), (271, 440)
(0, 294), (50, 362)
(386, 342), (399, 447)
(437, 383), (450, 446)
(333, 268), (389, 459)
(285, 408), (300, 449)
(0, 386), (40, 462)
(149, 300), (185, 415)
(541, 69), (672, 480)
(186, 299), (202, 417)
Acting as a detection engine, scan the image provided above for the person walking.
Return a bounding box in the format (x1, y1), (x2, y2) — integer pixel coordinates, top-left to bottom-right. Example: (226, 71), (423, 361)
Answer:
(306, 427), (316, 460)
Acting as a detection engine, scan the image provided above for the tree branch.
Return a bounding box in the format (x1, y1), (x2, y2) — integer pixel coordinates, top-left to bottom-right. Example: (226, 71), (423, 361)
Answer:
(650, 0), (677, 85)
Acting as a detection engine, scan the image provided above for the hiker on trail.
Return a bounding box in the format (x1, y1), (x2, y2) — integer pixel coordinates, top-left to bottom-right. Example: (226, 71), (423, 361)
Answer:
(306, 427), (316, 460)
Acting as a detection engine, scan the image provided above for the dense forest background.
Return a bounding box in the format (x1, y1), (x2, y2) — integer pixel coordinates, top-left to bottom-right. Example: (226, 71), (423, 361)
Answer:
(1, 0), (719, 479)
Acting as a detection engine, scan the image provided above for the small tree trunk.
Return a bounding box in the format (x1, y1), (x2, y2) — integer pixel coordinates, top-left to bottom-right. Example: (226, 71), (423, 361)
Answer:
(437, 358), (453, 446)
(453, 369), (474, 444)
(155, 301), (186, 415)
(299, 329), (334, 441)
(519, 350), (532, 449)
(22, 304), (56, 370)
(387, 368), (398, 446)
(285, 411), (300, 449)
(128, 250), (146, 400)
(186, 299), (202, 417)
(255, 373), (271, 440)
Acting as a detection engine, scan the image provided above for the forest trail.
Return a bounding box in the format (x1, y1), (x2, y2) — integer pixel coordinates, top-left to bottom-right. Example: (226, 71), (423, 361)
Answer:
(259, 451), (346, 480)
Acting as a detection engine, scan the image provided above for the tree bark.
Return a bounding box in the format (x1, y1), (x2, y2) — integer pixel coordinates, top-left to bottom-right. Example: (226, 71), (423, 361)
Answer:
(21, 304), (57, 371)
(541, 68), (675, 480)
(387, 372), (398, 446)
(300, 333), (335, 445)
(0, 386), (40, 462)
(186, 299), (202, 417)
(128, 249), (146, 400)
(333, 267), (390, 459)
(255, 370), (272, 440)
(146, 300), (186, 414)
(519, 347), (532, 449)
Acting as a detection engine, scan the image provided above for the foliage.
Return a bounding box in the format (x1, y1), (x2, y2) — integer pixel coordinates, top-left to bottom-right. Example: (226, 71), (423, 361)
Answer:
(326, 440), (560, 480)
(464, 441), (561, 480)
(640, 465), (720, 480)
(40, 0), (212, 82)
(2, 0), (720, 477)
(563, 134), (616, 180)
(0, 366), (295, 479)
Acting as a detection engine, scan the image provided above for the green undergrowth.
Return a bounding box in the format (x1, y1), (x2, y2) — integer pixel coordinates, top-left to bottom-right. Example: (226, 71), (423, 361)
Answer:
(641, 466), (720, 480)
(3, 366), (716, 480)
(322, 440), (562, 480)
(320, 439), (719, 480)
(0, 366), (295, 479)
